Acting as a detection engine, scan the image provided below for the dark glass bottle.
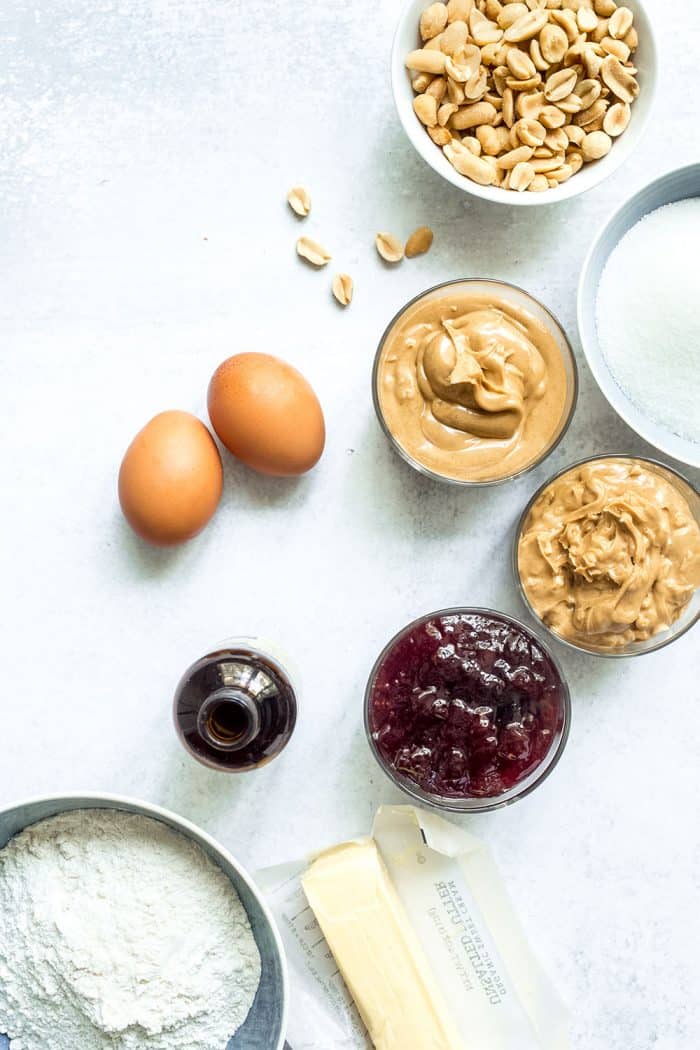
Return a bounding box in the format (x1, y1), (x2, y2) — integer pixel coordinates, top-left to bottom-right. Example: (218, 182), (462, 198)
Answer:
(173, 639), (297, 772)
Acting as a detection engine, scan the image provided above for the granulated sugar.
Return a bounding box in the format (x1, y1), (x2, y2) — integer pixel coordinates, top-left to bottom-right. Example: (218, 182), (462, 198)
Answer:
(596, 199), (700, 445)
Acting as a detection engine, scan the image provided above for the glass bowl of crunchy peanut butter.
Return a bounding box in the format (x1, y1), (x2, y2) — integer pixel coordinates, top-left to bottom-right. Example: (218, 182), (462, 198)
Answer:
(514, 455), (700, 657)
(373, 279), (578, 486)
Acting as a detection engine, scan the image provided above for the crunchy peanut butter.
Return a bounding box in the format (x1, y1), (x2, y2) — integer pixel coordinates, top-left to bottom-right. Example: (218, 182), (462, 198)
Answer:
(376, 289), (571, 482)
(518, 459), (700, 651)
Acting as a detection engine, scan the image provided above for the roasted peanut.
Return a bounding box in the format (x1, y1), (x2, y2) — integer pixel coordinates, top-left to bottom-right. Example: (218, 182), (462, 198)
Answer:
(504, 9), (548, 42)
(428, 124), (453, 144)
(539, 23), (569, 64)
(506, 47), (537, 79)
(603, 100), (630, 136)
(332, 273), (354, 306)
(450, 100), (498, 128)
(287, 186), (311, 217)
(421, 3), (449, 41)
(539, 104), (567, 128)
(608, 5), (633, 39)
(544, 67), (578, 102)
(510, 160), (536, 190)
(441, 19), (469, 54)
(447, 0), (475, 21)
(497, 1), (528, 27)
(297, 237), (331, 267)
(600, 54), (639, 103)
(406, 49), (448, 74)
(581, 129), (612, 160)
(414, 93), (439, 126)
(496, 144), (534, 168)
(426, 75), (448, 101)
(375, 232), (404, 263)
(444, 140), (497, 182)
(477, 123), (512, 154)
(405, 226), (434, 258)
(514, 116), (547, 146)
(468, 7), (504, 45)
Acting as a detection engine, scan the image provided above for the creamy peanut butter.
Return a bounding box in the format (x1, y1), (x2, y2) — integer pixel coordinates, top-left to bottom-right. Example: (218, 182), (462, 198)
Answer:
(376, 288), (571, 482)
(518, 459), (700, 651)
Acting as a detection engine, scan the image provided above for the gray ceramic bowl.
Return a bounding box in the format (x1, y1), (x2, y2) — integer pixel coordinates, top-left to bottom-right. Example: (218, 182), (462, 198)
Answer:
(0, 793), (288, 1050)
(578, 163), (700, 467)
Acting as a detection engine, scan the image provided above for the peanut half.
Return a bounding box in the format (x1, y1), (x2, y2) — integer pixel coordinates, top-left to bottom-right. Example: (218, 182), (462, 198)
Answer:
(296, 237), (331, 267)
(332, 273), (354, 307)
(375, 232), (405, 263)
(287, 186), (311, 217)
(603, 100), (631, 137)
(421, 2), (449, 41)
(407, 0), (641, 193)
(405, 226), (435, 258)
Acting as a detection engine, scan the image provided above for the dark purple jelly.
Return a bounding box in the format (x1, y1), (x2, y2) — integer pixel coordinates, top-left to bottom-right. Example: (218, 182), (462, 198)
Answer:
(367, 611), (568, 801)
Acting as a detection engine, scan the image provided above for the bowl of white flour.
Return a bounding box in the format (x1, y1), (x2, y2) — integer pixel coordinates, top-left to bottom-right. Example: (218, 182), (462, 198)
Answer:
(0, 794), (288, 1050)
(578, 163), (700, 468)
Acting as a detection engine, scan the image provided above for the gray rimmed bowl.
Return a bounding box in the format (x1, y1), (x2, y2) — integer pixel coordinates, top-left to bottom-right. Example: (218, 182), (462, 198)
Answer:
(0, 793), (288, 1050)
(578, 163), (700, 468)
(513, 453), (700, 657)
(372, 278), (578, 487)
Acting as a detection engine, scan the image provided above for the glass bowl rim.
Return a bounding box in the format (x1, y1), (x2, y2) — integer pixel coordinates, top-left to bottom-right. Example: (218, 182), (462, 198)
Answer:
(371, 277), (580, 488)
(363, 605), (572, 814)
(512, 452), (700, 659)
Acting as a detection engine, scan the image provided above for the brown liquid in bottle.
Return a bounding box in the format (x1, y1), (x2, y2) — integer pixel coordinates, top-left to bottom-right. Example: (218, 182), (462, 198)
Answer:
(173, 641), (297, 771)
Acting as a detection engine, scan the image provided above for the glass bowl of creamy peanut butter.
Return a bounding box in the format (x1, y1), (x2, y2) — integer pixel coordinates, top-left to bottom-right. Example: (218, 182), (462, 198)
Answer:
(373, 279), (578, 485)
(515, 455), (700, 657)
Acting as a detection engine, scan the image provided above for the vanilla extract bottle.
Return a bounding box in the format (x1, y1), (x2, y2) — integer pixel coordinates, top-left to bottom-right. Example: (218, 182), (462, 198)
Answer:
(174, 639), (297, 772)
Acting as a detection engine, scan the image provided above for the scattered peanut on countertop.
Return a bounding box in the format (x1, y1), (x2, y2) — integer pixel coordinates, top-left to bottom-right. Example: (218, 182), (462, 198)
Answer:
(287, 194), (433, 307)
(332, 273), (354, 306)
(287, 186), (312, 217)
(296, 236), (332, 266)
(406, 0), (640, 193)
(375, 232), (405, 263)
(405, 226), (435, 257)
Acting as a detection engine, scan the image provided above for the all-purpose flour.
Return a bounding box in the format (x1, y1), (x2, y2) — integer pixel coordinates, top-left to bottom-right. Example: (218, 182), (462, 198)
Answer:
(0, 809), (261, 1050)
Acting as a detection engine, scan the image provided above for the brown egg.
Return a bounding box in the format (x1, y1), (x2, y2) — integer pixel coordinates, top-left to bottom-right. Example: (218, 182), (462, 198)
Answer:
(207, 353), (325, 476)
(118, 410), (223, 546)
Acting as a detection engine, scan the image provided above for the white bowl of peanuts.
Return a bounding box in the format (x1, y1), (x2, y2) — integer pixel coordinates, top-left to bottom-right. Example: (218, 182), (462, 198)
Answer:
(393, 0), (657, 203)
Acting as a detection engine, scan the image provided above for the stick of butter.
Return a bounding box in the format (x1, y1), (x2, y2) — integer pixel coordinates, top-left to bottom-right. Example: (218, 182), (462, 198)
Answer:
(301, 838), (465, 1050)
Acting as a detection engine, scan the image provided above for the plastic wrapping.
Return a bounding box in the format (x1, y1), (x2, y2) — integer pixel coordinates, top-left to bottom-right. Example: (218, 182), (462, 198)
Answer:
(256, 805), (568, 1050)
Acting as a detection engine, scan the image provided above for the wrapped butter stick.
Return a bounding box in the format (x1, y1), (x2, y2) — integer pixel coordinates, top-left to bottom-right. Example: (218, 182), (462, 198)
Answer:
(256, 805), (568, 1050)
(302, 838), (463, 1050)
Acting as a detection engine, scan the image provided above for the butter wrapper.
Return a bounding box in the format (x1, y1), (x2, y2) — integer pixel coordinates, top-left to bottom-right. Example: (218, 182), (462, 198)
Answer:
(256, 805), (568, 1050)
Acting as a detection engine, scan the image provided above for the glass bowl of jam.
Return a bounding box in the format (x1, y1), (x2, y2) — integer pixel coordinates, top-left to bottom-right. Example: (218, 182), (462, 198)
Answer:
(364, 608), (571, 813)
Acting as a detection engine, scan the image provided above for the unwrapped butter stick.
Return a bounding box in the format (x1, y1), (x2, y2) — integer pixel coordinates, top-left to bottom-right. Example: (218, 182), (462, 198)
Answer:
(301, 839), (464, 1050)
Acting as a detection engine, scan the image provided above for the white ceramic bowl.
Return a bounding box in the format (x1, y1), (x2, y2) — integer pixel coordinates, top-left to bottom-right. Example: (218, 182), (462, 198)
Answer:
(578, 163), (700, 467)
(392, 0), (657, 206)
(0, 793), (289, 1050)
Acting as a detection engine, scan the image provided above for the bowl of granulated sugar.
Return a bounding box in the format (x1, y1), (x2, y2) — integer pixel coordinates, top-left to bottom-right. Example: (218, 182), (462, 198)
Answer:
(579, 164), (700, 468)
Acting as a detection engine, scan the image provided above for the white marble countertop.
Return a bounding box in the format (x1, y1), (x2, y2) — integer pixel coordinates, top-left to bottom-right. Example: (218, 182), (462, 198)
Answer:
(1, 1), (699, 1047)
